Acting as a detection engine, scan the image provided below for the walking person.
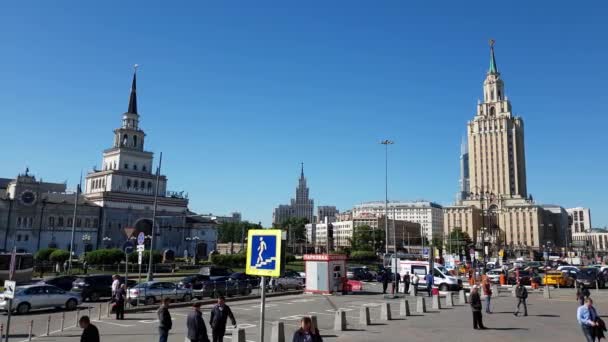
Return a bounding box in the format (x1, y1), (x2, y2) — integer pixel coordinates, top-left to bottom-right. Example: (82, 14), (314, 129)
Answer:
(381, 270), (389, 294)
(394, 271), (400, 294)
(114, 283), (126, 320)
(158, 297), (172, 342)
(403, 272), (410, 295)
(482, 278), (492, 314)
(578, 298), (599, 342)
(425, 273), (433, 297)
(412, 273), (419, 296)
(292, 316), (323, 342)
(513, 281), (528, 317)
(210, 296), (237, 342)
(79, 316), (100, 342)
(470, 285), (486, 330)
(111, 274), (120, 297)
(578, 285), (591, 306)
(186, 302), (210, 342)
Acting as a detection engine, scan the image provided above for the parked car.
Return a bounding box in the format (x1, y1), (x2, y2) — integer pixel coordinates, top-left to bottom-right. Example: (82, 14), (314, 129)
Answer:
(347, 267), (375, 281)
(71, 275), (136, 302)
(274, 270), (304, 291)
(577, 267), (606, 288)
(38, 275), (78, 291)
(198, 266), (233, 277)
(193, 276), (240, 299)
(229, 272), (260, 289)
(543, 271), (575, 287)
(178, 274), (211, 290)
(0, 284), (81, 314)
(557, 266), (579, 279)
(507, 270), (532, 285)
(485, 269), (504, 284)
(127, 281), (193, 306)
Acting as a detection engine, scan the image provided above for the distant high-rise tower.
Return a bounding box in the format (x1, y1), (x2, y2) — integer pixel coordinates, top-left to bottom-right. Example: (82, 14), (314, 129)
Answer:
(457, 137), (470, 203)
(272, 163), (315, 225)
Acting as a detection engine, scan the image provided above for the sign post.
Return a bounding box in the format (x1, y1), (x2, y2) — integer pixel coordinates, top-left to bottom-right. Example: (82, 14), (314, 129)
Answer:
(4, 247), (17, 342)
(136, 233), (145, 306)
(245, 230), (283, 342)
(123, 241), (134, 289)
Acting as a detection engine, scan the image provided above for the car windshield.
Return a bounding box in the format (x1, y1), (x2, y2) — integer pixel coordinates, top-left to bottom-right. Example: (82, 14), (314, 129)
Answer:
(436, 266), (448, 275)
(581, 268), (596, 276)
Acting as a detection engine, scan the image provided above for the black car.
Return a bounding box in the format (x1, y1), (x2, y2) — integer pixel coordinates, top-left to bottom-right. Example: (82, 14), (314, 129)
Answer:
(38, 275), (77, 291)
(193, 276), (240, 299)
(198, 265), (233, 277)
(229, 272), (260, 289)
(71, 275), (137, 301)
(577, 267), (606, 288)
(178, 274), (211, 290)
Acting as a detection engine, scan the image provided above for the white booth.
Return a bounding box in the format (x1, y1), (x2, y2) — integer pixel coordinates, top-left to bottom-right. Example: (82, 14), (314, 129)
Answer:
(304, 254), (347, 294)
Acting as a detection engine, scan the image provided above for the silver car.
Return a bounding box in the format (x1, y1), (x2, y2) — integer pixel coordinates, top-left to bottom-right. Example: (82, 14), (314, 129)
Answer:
(0, 284), (82, 314)
(127, 281), (193, 306)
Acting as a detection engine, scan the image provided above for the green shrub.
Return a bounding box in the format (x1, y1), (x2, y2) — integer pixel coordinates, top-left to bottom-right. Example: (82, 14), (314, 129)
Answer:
(127, 250), (162, 264)
(49, 250), (70, 263)
(35, 248), (57, 261)
(85, 248), (124, 265)
(349, 250), (377, 262)
(210, 253), (246, 268)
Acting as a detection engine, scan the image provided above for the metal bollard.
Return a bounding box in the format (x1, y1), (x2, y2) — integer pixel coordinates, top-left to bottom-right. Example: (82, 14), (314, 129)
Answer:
(28, 320), (34, 341)
(98, 304), (102, 321)
(232, 328), (246, 342)
(380, 302), (392, 320)
(46, 315), (51, 336)
(334, 310), (346, 331)
(270, 321), (285, 342)
(359, 306), (371, 326)
(75, 308), (80, 327)
(61, 312), (65, 331)
(400, 298), (411, 316)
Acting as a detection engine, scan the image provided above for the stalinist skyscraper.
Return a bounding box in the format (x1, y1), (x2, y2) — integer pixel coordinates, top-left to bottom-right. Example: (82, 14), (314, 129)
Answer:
(444, 41), (567, 255)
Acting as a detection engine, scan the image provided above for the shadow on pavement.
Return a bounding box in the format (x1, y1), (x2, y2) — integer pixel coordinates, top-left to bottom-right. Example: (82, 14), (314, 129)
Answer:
(486, 327), (529, 331)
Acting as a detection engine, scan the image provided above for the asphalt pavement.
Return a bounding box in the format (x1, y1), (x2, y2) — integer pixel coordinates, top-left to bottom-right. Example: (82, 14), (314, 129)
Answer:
(2, 282), (607, 342)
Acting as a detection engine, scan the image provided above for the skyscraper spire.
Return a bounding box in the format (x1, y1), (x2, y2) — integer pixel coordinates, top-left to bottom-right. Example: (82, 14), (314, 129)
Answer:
(127, 64), (138, 114)
(488, 39), (498, 74)
(300, 162), (304, 179)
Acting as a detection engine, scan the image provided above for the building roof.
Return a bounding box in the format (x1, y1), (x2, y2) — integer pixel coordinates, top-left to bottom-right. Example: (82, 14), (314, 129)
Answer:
(354, 200), (442, 209)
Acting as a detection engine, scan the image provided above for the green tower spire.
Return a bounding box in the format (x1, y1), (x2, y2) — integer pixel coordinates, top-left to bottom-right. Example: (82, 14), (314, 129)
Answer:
(488, 39), (498, 74)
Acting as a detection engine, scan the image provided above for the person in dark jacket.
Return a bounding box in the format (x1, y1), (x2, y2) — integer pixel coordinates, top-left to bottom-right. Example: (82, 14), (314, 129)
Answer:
(513, 281), (528, 317)
(157, 297), (172, 342)
(394, 271), (400, 294)
(403, 272), (410, 294)
(381, 270), (389, 294)
(209, 296), (237, 342)
(79, 316), (100, 342)
(115, 284), (126, 320)
(470, 285), (486, 330)
(292, 316), (323, 342)
(577, 285), (591, 306)
(187, 302), (210, 342)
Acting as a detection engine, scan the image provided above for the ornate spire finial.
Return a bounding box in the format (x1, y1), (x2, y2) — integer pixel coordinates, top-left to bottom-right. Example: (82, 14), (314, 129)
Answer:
(488, 39), (498, 74)
(127, 65), (138, 114)
(489, 39), (495, 48)
(300, 162), (304, 178)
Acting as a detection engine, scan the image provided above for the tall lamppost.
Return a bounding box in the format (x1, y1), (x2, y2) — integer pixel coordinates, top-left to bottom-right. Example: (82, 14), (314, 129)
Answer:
(380, 139), (396, 296)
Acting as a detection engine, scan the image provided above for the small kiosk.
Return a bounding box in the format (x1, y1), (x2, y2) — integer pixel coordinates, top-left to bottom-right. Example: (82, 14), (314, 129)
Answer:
(303, 254), (348, 294)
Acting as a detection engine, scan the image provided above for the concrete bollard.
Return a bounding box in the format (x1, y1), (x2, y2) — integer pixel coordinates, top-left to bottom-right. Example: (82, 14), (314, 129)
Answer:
(491, 285), (499, 297)
(98, 304), (102, 321)
(512, 286), (517, 297)
(75, 309), (80, 327)
(28, 320), (33, 341)
(334, 310), (346, 331)
(445, 293), (454, 307)
(432, 295), (441, 310)
(400, 299), (411, 317)
(359, 306), (371, 326)
(107, 302), (111, 317)
(543, 286), (551, 299)
(416, 296), (426, 313)
(232, 328), (246, 342)
(271, 321), (285, 342)
(380, 302), (392, 321)
(459, 290), (467, 304)
(60, 312), (65, 331)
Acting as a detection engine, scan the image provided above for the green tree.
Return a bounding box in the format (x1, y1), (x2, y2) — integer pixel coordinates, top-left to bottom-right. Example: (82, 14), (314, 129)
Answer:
(275, 217), (308, 246)
(84, 249), (124, 265)
(35, 248), (58, 261)
(127, 250), (162, 264)
(444, 229), (472, 254)
(49, 250), (70, 263)
(348, 225), (385, 252)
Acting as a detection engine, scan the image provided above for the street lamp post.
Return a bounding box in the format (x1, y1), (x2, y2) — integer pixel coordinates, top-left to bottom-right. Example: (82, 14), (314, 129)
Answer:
(380, 139), (396, 296)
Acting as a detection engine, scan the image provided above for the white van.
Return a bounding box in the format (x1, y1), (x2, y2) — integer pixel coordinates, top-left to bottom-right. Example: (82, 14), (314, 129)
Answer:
(393, 259), (462, 291)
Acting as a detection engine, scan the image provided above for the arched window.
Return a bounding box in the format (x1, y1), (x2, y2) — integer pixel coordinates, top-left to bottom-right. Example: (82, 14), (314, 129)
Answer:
(497, 90), (502, 100)
(76, 218), (82, 227)
(58, 217), (64, 227)
(124, 163), (129, 169)
(148, 182), (152, 190)
(127, 179), (132, 188)
(133, 164), (138, 171)
(17, 217), (22, 227)
(133, 135), (137, 148)
(85, 218), (91, 227)
(142, 165), (147, 172)
(67, 218), (73, 227)
(24, 235), (29, 241)
(134, 180), (139, 189)
(49, 217), (55, 227)
(122, 134), (128, 146)
(490, 106), (496, 116)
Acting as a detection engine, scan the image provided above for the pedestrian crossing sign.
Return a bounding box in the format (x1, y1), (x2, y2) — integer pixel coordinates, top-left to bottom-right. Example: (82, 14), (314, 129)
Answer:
(246, 229), (282, 277)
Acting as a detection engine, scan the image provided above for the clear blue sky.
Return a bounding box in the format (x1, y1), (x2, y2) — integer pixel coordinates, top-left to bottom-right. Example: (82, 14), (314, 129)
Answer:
(1, 1), (607, 227)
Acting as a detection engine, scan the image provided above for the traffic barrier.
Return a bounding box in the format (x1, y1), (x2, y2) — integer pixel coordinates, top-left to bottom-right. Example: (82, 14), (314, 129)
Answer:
(380, 303), (392, 320)
(416, 297), (426, 313)
(445, 293), (454, 307)
(459, 290), (467, 304)
(359, 306), (371, 326)
(28, 320), (33, 341)
(432, 295), (441, 310)
(334, 309), (346, 331)
(61, 312), (65, 331)
(232, 328), (246, 342)
(270, 321), (285, 342)
(400, 299), (411, 317)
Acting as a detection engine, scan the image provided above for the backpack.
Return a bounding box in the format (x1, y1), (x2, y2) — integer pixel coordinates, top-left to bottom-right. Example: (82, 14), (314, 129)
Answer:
(516, 286), (526, 298)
